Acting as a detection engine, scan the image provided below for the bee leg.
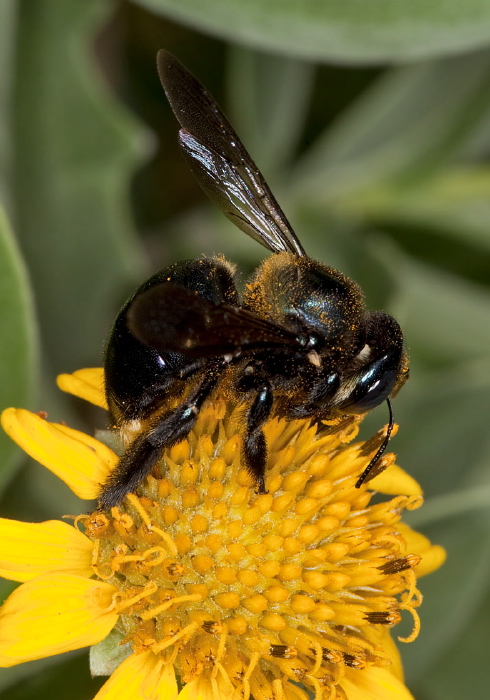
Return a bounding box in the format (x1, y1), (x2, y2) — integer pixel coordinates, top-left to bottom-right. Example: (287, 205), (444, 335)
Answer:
(98, 373), (218, 509)
(287, 372), (340, 420)
(243, 383), (274, 494)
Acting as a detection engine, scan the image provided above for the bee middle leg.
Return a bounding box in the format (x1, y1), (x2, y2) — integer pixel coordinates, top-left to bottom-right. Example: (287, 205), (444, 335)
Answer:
(98, 372), (218, 509)
(243, 382), (274, 494)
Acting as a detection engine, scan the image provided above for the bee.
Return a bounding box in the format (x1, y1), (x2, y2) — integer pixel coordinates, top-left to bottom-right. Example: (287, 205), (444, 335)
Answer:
(98, 50), (409, 509)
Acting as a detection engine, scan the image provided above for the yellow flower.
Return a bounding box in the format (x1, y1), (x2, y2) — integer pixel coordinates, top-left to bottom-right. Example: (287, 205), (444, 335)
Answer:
(0, 368), (445, 700)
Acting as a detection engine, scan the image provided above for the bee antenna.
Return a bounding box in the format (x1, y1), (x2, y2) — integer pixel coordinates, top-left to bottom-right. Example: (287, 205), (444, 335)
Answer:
(355, 398), (394, 489)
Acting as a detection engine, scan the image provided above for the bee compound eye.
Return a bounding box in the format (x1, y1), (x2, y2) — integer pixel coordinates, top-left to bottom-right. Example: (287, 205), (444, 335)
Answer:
(342, 364), (399, 414)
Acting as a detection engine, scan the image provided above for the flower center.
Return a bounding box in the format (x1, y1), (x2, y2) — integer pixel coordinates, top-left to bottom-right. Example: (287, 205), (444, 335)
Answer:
(84, 401), (422, 698)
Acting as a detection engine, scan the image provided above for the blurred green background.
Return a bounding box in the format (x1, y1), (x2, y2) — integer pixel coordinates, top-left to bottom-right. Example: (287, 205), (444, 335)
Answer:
(1, 0), (490, 698)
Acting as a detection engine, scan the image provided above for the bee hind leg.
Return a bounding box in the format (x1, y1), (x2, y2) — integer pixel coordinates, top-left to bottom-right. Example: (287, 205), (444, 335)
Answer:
(98, 373), (218, 509)
(243, 383), (274, 494)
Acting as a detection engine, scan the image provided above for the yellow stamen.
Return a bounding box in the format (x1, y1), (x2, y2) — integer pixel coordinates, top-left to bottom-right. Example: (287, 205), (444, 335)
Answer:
(272, 678), (284, 699)
(140, 593), (203, 620)
(125, 494), (152, 527)
(307, 676), (323, 700)
(309, 640), (324, 675)
(150, 621), (199, 653)
(397, 604), (421, 643)
(215, 622), (228, 664)
(91, 537), (100, 567)
(148, 525), (179, 556)
(114, 581), (158, 613)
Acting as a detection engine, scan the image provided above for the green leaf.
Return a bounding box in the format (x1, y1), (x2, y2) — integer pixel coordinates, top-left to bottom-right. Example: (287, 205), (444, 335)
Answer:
(397, 366), (490, 486)
(226, 46), (314, 175)
(0, 207), (38, 493)
(0, 0), (15, 209)
(392, 367), (490, 681)
(90, 630), (132, 678)
(411, 584), (490, 697)
(12, 0), (147, 377)
(394, 256), (490, 367)
(404, 512), (490, 685)
(1, 650), (103, 699)
(134, 0), (490, 64)
(348, 166), (490, 254)
(293, 52), (490, 204)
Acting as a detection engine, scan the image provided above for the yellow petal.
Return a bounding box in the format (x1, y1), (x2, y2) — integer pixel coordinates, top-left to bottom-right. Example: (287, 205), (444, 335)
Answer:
(283, 683), (309, 700)
(1, 408), (116, 499)
(93, 651), (178, 700)
(371, 464), (422, 496)
(0, 573), (118, 666)
(341, 665), (415, 700)
(57, 368), (107, 410)
(178, 679), (214, 700)
(362, 627), (404, 682)
(397, 522), (447, 577)
(0, 518), (93, 582)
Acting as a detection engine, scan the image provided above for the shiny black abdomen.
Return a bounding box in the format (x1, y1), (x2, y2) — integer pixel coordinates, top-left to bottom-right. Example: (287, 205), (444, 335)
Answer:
(105, 256), (238, 423)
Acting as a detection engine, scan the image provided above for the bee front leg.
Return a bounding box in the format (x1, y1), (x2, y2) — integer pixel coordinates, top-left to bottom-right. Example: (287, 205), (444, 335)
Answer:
(98, 373), (218, 509)
(243, 383), (274, 494)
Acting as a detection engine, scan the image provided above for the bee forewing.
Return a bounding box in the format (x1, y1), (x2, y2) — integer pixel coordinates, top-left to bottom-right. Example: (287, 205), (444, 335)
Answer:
(127, 282), (301, 359)
(157, 49), (305, 257)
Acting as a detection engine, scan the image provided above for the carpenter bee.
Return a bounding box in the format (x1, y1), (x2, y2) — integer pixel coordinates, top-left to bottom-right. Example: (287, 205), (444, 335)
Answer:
(98, 50), (409, 509)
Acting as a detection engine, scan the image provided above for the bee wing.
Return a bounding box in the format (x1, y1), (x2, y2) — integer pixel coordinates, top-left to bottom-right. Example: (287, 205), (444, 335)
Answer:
(127, 282), (300, 359)
(157, 49), (305, 258)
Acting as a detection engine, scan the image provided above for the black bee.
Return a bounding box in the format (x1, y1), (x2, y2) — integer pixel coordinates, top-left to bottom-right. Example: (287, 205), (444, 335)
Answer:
(98, 50), (409, 509)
